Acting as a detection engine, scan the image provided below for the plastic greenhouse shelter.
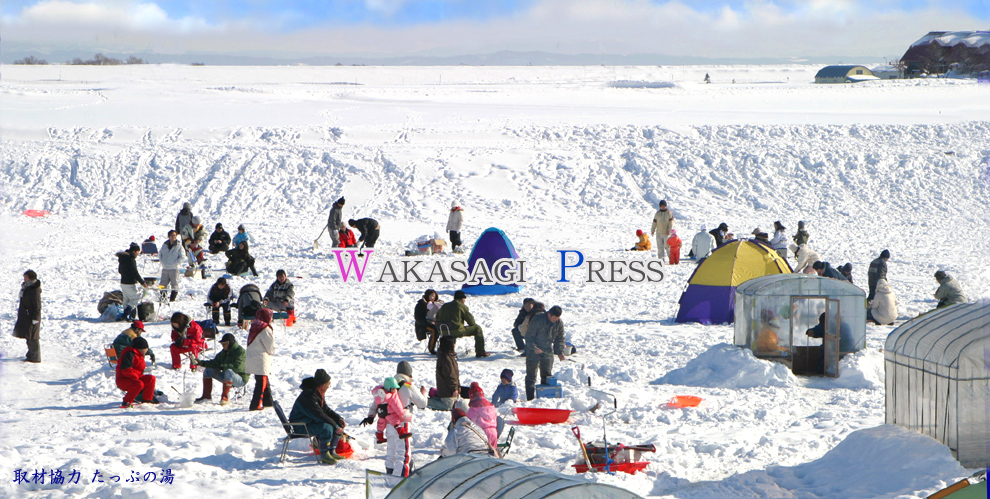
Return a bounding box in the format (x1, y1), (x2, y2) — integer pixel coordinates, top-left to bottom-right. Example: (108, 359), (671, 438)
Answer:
(884, 302), (990, 468)
(734, 274), (866, 377)
(384, 454), (644, 499)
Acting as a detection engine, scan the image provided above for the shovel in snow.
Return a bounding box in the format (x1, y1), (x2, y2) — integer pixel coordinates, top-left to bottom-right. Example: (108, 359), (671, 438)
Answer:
(313, 226), (327, 250)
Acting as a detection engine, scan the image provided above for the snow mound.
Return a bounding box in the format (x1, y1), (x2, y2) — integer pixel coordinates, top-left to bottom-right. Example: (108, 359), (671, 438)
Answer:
(661, 425), (969, 499)
(608, 80), (678, 89)
(804, 348), (885, 390)
(650, 343), (796, 388)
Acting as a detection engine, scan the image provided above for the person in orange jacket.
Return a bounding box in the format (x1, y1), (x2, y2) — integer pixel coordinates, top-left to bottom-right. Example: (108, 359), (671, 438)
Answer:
(631, 229), (652, 251)
(667, 229), (682, 264)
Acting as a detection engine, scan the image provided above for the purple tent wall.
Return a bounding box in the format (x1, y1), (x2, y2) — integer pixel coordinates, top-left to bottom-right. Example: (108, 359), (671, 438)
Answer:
(461, 227), (521, 295)
(674, 284), (736, 325)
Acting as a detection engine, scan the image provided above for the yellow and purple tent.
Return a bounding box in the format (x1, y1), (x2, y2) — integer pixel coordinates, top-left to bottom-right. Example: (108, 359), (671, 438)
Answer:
(675, 239), (792, 325)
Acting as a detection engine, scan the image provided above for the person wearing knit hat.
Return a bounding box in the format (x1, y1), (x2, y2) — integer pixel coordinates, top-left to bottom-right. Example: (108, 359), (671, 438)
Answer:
(491, 369), (519, 407)
(632, 229), (652, 251)
(112, 321), (156, 365)
(466, 382), (498, 447)
(232, 224), (254, 248)
(115, 335), (158, 408)
(193, 332), (247, 406)
(867, 250), (891, 302)
(288, 368), (347, 465)
(447, 200), (465, 253)
(327, 197), (346, 247)
(440, 407), (493, 457)
(208, 222), (231, 254)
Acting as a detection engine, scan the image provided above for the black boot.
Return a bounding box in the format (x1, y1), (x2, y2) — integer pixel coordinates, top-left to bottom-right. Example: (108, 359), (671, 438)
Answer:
(169, 290), (178, 302)
(223, 311), (231, 327)
(212, 309), (220, 324)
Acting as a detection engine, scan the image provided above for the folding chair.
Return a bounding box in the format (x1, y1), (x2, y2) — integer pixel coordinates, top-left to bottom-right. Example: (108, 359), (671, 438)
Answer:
(497, 427), (516, 457)
(273, 400), (321, 464)
(105, 345), (119, 368)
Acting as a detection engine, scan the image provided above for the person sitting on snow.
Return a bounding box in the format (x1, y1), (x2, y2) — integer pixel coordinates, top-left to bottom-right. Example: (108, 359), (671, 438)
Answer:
(116, 336), (158, 408)
(933, 270), (966, 309)
(263, 269), (295, 324)
(225, 241), (258, 277)
(289, 369), (347, 465)
(491, 369), (519, 407)
(181, 216), (207, 267)
(208, 223), (231, 254)
(690, 225), (716, 260)
(168, 312), (206, 370)
(630, 230), (651, 251)
(868, 279), (897, 325)
(187, 239), (207, 266)
(440, 408), (496, 458)
(113, 321), (156, 364)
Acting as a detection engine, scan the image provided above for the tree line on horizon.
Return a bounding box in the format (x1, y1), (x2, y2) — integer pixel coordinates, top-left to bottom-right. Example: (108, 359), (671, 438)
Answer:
(12, 53), (146, 65)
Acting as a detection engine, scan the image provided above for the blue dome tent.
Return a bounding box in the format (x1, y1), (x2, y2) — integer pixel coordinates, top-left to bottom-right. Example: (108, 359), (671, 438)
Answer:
(461, 227), (522, 296)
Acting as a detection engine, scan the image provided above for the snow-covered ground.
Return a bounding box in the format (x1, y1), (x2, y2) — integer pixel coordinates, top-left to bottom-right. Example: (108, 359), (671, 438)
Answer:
(1, 64), (987, 498)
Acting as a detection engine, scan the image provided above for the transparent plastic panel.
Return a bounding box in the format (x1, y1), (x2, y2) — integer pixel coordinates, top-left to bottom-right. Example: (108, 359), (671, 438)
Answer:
(956, 379), (990, 467)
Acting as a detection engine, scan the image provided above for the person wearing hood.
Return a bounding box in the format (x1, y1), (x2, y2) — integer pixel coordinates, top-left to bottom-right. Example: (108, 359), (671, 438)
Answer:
(440, 408), (496, 458)
(708, 223), (728, 248)
(813, 261), (845, 281)
(467, 382), (499, 447)
(650, 200), (675, 260)
(175, 202), (194, 233)
(447, 201), (465, 253)
(246, 308), (276, 410)
(691, 225), (716, 260)
(159, 230), (185, 303)
(208, 223), (231, 254)
(491, 369), (519, 407)
(868, 279), (897, 325)
(116, 336), (157, 408)
(867, 250), (890, 302)
(13, 270), (42, 363)
(933, 271), (966, 309)
(789, 243), (821, 274)
(113, 321), (155, 364)
(327, 197), (346, 248)
(168, 312), (205, 370)
(666, 229), (682, 264)
(116, 243), (148, 321)
(232, 224), (255, 247)
(792, 221), (810, 248)
(348, 218), (381, 248)
(207, 277), (233, 326)
(288, 369), (347, 465)
(181, 216), (207, 267)
(193, 333), (247, 406)
(770, 221), (789, 260)
(838, 263), (854, 284)
(631, 229), (651, 251)
(225, 241), (259, 277)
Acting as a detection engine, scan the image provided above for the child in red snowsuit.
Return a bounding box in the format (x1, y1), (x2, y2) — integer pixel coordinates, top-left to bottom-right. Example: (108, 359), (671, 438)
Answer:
(338, 229), (357, 248)
(116, 337), (157, 408)
(169, 312), (205, 369)
(667, 230), (682, 265)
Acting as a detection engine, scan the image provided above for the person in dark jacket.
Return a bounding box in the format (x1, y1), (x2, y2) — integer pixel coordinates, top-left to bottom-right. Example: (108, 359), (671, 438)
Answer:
(289, 369), (347, 465)
(838, 263), (854, 284)
(348, 218), (380, 248)
(428, 336), (461, 411)
(709, 223), (728, 247)
(236, 283), (263, 328)
(435, 290), (488, 357)
(13, 270), (42, 363)
(867, 250), (889, 302)
(813, 261), (845, 281)
(193, 333), (247, 406)
(511, 298), (536, 352)
(208, 223), (231, 254)
(792, 221), (810, 247)
(116, 243), (148, 321)
(207, 277), (234, 326)
(263, 270), (295, 316)
(414, 289), (438, 347)
(112, 321), (155, 364)
(524, 306), (566, 401)
(327, 197), (345, 247)
(175, 202), (193, 233)
(225, 241), (258, 276)
(116, 337), (157, 408)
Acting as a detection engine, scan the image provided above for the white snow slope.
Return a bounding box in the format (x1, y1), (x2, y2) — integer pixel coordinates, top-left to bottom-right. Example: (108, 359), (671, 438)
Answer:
(1, 65), (988, 499)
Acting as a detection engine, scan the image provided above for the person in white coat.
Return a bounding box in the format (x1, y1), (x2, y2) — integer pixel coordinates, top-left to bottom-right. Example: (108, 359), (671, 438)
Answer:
(789, 243), (821, 274)
(868, 279), (897, 325)
(246, 308), (275, 411)
(770, 221), (789, 260)
(440, 408), (496, 458)
(159, 230), (186, 302)
(650, 200), (675, 260)
(691, 225), (716, 261)
(446, 201), (465, 253)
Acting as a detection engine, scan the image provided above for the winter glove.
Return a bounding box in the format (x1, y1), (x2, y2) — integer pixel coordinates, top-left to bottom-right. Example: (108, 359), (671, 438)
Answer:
(359, 416), (375, 427)
(32, 321), (39, 325)
(149, 352), (156, 363)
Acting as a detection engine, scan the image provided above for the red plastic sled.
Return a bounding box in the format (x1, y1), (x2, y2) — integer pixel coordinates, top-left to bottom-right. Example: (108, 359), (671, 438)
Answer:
(572, 462), (649, 475)
(667, 395), (702, 408)
(514, 407), (573, 425)
(23, 210), (50, 218)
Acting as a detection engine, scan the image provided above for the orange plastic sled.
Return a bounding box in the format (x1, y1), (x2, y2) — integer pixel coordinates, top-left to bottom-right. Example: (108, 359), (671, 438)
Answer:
(23, 210), (50, 218)
(667, 395), (702, 408)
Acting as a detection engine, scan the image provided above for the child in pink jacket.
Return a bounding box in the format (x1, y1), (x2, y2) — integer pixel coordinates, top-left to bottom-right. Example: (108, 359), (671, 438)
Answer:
(467, 382), (499, 448)
(382, 377), (412, 477)
(360, 384), (388, 444)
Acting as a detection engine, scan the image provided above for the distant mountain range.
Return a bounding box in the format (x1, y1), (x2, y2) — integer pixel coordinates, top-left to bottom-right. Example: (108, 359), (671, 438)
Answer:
(1, 47), (884, 66)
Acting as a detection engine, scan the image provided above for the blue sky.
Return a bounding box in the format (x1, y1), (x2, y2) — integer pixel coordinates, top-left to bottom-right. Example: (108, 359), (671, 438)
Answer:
(2, 0), (988, 60)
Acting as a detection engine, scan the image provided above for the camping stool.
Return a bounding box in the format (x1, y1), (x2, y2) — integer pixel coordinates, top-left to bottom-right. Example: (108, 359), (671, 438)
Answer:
(273, 400), (321, 464)
(104, 344), (119, 368)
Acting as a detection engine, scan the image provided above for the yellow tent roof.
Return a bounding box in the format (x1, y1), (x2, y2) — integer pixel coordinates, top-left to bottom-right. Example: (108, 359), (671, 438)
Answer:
(688, 240), (791, 287)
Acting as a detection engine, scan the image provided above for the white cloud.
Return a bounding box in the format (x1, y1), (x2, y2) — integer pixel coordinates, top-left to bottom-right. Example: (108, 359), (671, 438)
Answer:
(8, 1), (218, 33)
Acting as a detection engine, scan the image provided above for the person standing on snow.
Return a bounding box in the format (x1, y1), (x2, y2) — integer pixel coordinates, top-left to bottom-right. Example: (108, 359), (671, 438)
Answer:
(667, 229), (682, 264)
(13, 269), (42, 363)
(326, 197), (345, 248)
(691, 225), (716, 260)
(510, 298), (535, 353)
(175, 202), (194, 233)
(867, 250), (890, 302)
(447, 201), (465, 253)
(770, 221), (789, 260)
(524, 306), (566, 401)
(650, 200), (675, 260)
(792, 221), (810, 248)
(382, 377), (413, 476)
(392, 360), (428, 472)
(116, 243), (148, 321)
(246, 308), (276, 411)
(159, 230), (185, 303)
(348, 218), (381, 248)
